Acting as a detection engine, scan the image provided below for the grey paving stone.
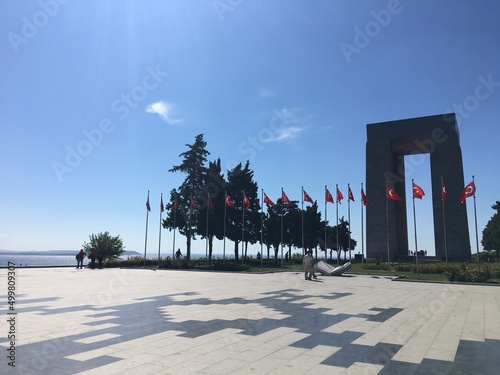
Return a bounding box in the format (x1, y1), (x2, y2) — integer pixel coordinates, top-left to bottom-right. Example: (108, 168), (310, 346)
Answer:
(0, 267), (498, 374)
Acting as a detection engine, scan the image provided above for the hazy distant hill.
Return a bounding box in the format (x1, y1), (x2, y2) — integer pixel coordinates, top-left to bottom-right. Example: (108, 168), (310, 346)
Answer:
(0, 250), (141, 256)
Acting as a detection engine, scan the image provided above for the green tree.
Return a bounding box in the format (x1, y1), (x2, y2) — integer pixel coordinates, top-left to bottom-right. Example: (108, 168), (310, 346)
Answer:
(482, 201), (500, 261)
(303, 202), (323, 253)
(318, 222), (338, 260)
(196, 158), (227, 263)
(225, 161), (260, 260)
(263, 200), (282, 260)
(284, 200), (301, 253)
(337, 217), (357, 261)
(82, 231), (125, 260)
(264, 197), (300, 261)
(165, 134), (210, 260)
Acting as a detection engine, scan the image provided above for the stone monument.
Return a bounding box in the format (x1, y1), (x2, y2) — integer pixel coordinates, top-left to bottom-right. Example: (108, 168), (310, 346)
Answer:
(365, 113), (470, 262)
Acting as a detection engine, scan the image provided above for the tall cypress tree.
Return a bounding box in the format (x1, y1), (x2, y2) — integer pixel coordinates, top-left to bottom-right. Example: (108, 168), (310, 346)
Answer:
(226, 161), (260, 260)
(197, 158), (227, 262)
(165, 134), (209, 260)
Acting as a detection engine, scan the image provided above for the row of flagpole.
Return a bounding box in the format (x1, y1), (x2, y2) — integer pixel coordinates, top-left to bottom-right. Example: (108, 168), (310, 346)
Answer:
(385, 176), (478, 270)
(143, 177), (478, 267)
(144, 184), (368, 267)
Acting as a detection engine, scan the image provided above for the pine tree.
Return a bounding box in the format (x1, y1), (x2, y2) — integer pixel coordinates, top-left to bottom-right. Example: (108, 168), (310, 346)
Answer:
(482, 201), (500, 261)
(165, 134), (209, 260)
(225, 161), (260, 260)
(196, 158), (227, 263)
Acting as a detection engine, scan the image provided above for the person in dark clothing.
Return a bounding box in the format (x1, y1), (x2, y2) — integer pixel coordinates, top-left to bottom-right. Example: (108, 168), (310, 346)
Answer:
(90, 248), (97, 269)
(76, 249), (86, 269)
(98, 251), (104, 269)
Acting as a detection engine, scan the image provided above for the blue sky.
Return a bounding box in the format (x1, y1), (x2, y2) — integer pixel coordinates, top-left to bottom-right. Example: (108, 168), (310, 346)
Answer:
(1, 0), (499, 258)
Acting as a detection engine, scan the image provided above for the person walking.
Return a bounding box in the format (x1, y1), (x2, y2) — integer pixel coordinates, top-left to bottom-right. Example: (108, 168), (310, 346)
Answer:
(76, 249), (86, 269)
(303, 250), (316, 280)
(90, 248), (97, 269)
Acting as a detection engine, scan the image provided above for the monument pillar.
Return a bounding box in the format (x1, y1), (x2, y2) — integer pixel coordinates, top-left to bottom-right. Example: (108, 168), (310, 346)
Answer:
(365, 113), (470, 262)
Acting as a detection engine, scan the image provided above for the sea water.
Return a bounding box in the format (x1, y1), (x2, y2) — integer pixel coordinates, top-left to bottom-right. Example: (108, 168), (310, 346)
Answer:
(0, 254), (88, 267)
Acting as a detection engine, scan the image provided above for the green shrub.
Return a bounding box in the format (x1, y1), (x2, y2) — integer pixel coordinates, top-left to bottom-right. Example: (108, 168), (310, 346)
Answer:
(363, 263), (390, 271)
(415, 263), (447, 274)
(395, 264), (413, 272)
(213, 261), (250, 272)
(445, 264), (491, 283)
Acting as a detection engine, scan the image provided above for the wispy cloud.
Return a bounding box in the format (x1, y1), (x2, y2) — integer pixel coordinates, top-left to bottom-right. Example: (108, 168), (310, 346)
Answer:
(271, 126), (305, 141)
(262, 107), (308, 143)
(146, 101), (183, 124)
(258, 87), (277, 99)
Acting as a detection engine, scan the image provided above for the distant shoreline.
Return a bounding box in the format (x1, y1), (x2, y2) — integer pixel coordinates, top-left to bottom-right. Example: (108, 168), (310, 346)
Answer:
(0, 250), (141, 256)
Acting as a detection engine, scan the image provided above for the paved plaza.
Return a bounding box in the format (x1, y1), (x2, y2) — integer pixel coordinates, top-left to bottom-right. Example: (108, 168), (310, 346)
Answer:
(0, 267), (499, 374)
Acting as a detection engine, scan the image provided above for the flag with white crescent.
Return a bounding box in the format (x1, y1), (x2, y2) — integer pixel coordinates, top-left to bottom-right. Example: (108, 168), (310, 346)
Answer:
(459, 181), (475, 203)
(387, 185), (403, 201)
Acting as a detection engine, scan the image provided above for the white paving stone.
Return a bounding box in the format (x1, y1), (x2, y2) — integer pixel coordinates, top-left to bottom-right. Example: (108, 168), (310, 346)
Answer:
(0, 267), (498, 374)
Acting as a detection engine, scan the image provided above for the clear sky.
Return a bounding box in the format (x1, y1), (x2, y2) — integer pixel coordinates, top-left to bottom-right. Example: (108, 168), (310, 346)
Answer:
(1, 0), (499, 258)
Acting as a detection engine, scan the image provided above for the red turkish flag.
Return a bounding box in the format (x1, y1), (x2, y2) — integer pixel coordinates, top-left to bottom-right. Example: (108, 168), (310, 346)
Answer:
(336, 187), (343, 204)
(441, 181), (447, 201)
(282, 190), (291, 204)
(209, 198), (215, 210)
(303, 190), (313, 204)
(412, 182), (425, 199)
(243, 194), (250, 210)
(225, 193), (235, 208)
(146, 196), (151, 212)
(361, 188), (368, 207)
(160, 196), (164, 213)
(348, 186), (355, 202)
(263, 192), (275, 206)
(387, 185), (403, 201)
(325, 188), (334, 203)
(460, 181), (475, 203)
(171, 199), (179, 211)
(190, 198), (196, 213)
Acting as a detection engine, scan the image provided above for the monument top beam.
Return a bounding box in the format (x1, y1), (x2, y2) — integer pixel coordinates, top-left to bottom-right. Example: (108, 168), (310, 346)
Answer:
(366, 113), (459, 143)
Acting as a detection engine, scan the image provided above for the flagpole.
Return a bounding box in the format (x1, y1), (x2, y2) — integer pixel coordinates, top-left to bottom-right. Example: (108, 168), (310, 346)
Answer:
(361, 183), (364, 266)
(336, 184), (339, 265)
(412, 179), (419, 276)
(144, 190), (150, 268)
(301, 186), (304, 255)
(472, 175), (480, 270)
(347, 183), (351, 261)
(281, 187), (284, 269)
(188, 195), (193, 261)
(325, 185), (328, 260)
(158, 193), (163, 268)
(172, 196), (177, 260)
(206, 192), (209, 265)
(441, 177), (448, 264)
(241, 191), (245, 263)
(385, 181), (390, 265)
(260, 189), (264, 270)
(223, 191), (227, 262)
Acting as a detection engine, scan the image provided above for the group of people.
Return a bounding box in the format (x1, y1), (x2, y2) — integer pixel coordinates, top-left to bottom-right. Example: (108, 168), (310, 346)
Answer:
(76, 248), (104, 269)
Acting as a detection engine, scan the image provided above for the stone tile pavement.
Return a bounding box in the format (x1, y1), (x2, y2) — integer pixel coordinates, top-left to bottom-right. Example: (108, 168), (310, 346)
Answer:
(0, 267), (499, 374)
